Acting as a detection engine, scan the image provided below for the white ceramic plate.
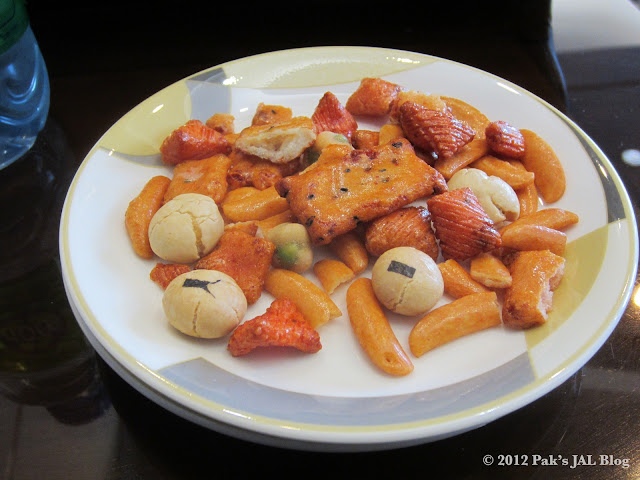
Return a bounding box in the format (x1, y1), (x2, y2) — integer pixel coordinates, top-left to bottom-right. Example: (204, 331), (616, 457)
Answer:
(60, 46), (638, 451)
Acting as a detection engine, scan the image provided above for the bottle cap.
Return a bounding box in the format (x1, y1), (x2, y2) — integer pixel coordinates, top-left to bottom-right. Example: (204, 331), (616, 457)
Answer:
(0, 0), (28, 55)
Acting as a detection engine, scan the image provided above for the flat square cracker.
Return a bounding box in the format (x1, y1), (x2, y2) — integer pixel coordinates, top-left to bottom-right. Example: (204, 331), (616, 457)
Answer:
(275, 139), (447, 245)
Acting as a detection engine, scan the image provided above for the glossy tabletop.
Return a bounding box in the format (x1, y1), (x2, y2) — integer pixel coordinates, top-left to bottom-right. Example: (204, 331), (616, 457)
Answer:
(1, 2), (639, 478)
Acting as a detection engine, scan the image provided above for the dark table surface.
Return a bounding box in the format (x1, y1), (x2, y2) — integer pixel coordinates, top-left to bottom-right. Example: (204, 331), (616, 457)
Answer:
(1, 2), (639, 479)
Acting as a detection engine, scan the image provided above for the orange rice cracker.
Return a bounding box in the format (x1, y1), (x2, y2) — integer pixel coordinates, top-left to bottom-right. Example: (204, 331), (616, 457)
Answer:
(195, 229), (275, 304)
(150, 263), (191, 289)
(502, 250), (566, 329)
(228, 298), (321, 356)
(160, 119), (231, 165)
(125, 175), (171, 259)
(164, 154), (232, 204)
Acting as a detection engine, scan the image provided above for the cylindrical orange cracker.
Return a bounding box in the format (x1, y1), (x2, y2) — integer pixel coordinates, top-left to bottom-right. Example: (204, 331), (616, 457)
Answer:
(346, 278), (413, 376)
(520, 129), (566, 203)
(470, 155), (535, 190)
(500, 208), (579, 236)
(264, 269), (341, 329)
(469, 253), (512, 289)
(438, 259), (490, 298)
(313, 259), (355, 295)
(222, 185), (289, 222)
(409, 291), (501, 357)
(501, 224), (567, 256)
(329, 232), (369, 275)
(124, 175), (171, 259)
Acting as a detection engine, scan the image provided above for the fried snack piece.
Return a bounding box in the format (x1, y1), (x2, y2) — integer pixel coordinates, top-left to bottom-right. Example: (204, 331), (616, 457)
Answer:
(499, 208), (579, 236)
(521, 129), (566, 203)
(224, 221), (259, 236)
(251, 103), (293, 126)
(304, 131), (354, 166)
(409, 291), (502, 357)
(441, 96), (491, 139)
(195, 229), (275, 304)
(234, 116), (316, 164)
(352, 130), (380, 149)
(226, 150), (302, 190)
(205, 113), (235, 135)
(434, 138), (490, 180)
(224, 132), (239, 147)
(427, 187), (502, 261)
(163, 154), (231, 204)
(389, 90), (449, 122)
(346, 278), (414, 376)
(501, 224), (567, 256)
(508, 160), (539, 216)
(221, 185), (289, 222)
(503, 250), (566, 329)
(275, 139), (447, 245)
(149, 263), (191, 289)
(160, 120), (231, 165)
(312, 91), (358, 141)
(125, 175), (171, 259)
(378, 124), (406, 145)
(329, 232), (369, 275)
(313, 259), (355, 295)
(398, 101), (475, 159)
(255, 209), (297, 236)
(485, 121), (526, 159)
(345, 77), (403, 116)
(469, 155), (535, 190)
(364, 206), (439, 260)
(227, 298), (321, 356)
(438, 259), (489, 298)
(470, 155), (535, 190)
(516, 183), (539, 217)
(264, 269), (342, 329)
(469, 253), (512, 289)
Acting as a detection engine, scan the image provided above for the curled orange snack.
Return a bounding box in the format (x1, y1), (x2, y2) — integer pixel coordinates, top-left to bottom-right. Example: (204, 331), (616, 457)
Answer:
(346, 278), (414, 376)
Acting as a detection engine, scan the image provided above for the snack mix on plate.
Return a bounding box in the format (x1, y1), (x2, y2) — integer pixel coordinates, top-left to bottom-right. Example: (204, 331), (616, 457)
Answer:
(123, 76), (578, 375)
